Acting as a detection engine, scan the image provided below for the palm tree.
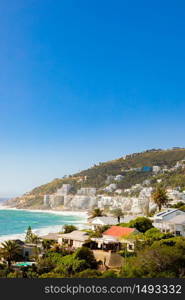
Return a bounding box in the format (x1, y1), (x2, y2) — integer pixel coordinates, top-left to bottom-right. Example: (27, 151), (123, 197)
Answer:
(31, 234), (41, 245)
(0, 240), (21, 268)
(90, 208), (103, 218)
(152, 187), (169, 211)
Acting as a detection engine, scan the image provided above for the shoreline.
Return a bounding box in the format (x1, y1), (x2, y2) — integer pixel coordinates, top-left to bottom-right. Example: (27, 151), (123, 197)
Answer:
(0, 222), (89, 243)
(0, 205), (89, 218)
(0, 206), (89, 243)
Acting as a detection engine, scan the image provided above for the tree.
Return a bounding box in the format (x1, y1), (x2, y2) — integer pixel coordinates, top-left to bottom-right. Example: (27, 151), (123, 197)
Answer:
(7, 271), (23, 278)
(90, 208), (103, 218)
(128, 217), (153, 233)
(76, 269), (101, 278)
(31, 234), (40, 245)
(25, 226), (40, 245)
(36, 257), (56, 274)
(74, 247), (97, 269)
(89, 225), (110, 238)
(39, 272), (64, 278)
(63, 225), (77, 234)
(54, 255), (87, 276)
(42, 239), (55, 251)
(101, 270), (118, 278)
(143, 228), (174, 245)
(111, 208), (124, 223)
(25, 226), (34, 243)
(152, 187), (169, 211)
(120, 237), (185, 278)
(0, 240), (21, 268)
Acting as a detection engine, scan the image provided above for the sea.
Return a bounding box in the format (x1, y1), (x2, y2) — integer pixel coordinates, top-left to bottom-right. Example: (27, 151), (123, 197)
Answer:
(0, 207), (88, 242)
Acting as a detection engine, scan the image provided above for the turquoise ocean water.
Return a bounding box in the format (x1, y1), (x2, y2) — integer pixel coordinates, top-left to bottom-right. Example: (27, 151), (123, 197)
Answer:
(0, 209), (86, 239)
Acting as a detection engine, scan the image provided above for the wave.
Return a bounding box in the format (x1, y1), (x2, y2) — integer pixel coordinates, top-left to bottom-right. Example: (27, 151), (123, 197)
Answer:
(0, 207), (89, 243)
(0, 222), (90, 243)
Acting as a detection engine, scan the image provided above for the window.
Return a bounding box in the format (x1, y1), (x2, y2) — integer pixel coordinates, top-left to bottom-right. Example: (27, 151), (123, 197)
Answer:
(176, 231), (181, 236)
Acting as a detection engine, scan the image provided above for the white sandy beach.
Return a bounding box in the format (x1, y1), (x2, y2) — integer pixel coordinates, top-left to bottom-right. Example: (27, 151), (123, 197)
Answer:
(0, 204), (88, 217)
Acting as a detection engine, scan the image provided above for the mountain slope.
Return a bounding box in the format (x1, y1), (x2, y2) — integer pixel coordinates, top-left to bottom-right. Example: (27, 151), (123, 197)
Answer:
(6, 148), (185, 209)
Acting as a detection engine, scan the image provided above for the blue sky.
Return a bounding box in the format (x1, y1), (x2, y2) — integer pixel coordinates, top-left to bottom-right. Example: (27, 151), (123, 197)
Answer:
(0, 0), (185, 196)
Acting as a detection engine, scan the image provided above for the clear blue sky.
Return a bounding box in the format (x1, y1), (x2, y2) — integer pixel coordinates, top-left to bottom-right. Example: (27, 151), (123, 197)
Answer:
(0, 0), (185, 197)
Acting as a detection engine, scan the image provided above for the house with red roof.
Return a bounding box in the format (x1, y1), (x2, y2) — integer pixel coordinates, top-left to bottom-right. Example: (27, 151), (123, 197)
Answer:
(102, 226), (138, 252)
(103, 226), (137, 238)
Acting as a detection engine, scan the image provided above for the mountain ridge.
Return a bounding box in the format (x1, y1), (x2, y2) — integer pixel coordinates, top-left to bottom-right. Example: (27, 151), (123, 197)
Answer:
(6, 148), (185, 209)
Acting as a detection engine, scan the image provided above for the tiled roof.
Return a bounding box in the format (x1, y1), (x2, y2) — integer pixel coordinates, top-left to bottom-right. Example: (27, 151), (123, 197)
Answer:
(103, 226), (136, 237)
(41, 233), (60, 240)
(59, 230), (89, 242)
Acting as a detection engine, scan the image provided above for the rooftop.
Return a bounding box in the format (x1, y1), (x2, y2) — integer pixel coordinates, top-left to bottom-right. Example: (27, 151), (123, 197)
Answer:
(154, 209), (179, 218)
(41, 233), (61, 240)
(59, 230), (90, 242)
(103, 226), (136, 237)
(91, 215), (135, 225)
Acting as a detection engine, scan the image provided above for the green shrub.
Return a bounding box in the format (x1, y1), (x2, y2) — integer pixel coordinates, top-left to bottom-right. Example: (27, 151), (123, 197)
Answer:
(75, 269), (101, 278)
(128, 217), (153, 233)
(74, 247), (97, 269)
(101, 270), (118, 278)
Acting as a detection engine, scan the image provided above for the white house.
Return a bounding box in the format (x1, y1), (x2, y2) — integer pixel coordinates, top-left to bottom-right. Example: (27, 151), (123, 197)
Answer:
(153, 208), (185, 221)
(152, 209), (185, 236)
(58, 231), (90, 249)
(165, 215), (185, 236)
(152, 166), (161, 173)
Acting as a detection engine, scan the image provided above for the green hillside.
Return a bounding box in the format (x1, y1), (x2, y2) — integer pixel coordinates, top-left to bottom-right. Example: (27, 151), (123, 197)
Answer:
(7, 148), (185, 208)
(75, 148), (185, 188)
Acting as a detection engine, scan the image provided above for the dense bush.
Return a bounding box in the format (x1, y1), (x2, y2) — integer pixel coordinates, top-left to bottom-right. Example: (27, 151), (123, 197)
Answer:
(101, 270), (118, 278)
(75, 269), (101, 278)
(127, 217), (153, 233)
(74, 247), (98, 269)
(63, 225), (77, 234)
(120, 237), (185, 278)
